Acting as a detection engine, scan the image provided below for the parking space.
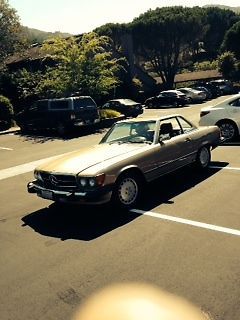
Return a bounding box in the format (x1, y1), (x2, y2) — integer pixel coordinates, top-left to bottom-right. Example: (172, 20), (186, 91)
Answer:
(126, 144), (240, 238)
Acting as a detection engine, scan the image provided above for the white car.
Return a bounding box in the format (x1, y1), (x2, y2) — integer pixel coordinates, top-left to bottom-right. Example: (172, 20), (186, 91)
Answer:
(199, 94), (240, 140)
(178, 87), (207, 102)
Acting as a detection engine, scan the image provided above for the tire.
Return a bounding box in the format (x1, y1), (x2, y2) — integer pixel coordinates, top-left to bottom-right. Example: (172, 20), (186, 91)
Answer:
(112, 173), (143, 209)
(195, 146), (211, 169)
(56, 122), (66, 136)
(217, 121), (237, 141)
(173, 101), (178, 107)
(148, 102), (153, 109)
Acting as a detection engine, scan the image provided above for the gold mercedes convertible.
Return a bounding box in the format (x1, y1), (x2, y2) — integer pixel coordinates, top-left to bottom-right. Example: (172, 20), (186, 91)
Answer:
(28, 114), (220, 208)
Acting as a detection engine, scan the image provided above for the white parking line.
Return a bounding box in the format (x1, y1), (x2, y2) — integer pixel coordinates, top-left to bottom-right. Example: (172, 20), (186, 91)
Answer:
(0, 153), (69, 181)
(0, 147), (13, 151)
(131, 209), (240, 237)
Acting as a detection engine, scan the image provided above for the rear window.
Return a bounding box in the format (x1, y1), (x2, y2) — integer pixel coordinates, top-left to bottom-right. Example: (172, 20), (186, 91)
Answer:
(36, 100), (48, 110)
(73, 98), (96, 109)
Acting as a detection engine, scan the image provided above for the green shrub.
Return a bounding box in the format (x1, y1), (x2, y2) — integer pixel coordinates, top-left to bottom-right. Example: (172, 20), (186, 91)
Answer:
(194, 60), (218, 71)
(0, 95), (14, 130)
(99, 109), (121, 119)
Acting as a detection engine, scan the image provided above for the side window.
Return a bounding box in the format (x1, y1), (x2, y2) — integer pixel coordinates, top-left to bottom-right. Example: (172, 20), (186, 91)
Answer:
(177, 117), (195, 133)
(230, 98), (240, 107)
(49, 100), (69, 110)
(159, 118), (181, 141)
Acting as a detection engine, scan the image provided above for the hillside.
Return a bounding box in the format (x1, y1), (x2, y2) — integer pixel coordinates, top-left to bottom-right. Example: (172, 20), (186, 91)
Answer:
(21, 26), (72, 44)
(203, 5), (240, 13)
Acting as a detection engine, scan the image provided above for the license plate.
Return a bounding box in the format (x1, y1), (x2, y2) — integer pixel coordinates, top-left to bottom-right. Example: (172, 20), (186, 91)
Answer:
(40, 190), (53, 200)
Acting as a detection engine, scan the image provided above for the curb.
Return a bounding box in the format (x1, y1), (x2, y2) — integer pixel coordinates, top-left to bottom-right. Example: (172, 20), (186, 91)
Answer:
(0, 127), (20, 135)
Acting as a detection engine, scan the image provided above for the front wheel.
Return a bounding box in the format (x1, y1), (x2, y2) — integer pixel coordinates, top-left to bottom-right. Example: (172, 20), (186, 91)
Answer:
(195, 146), (211, 169)
(112, 173), (143, 209)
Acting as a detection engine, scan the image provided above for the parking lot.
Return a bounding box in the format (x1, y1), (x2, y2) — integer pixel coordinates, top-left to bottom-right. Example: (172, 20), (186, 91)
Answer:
(0, 98), (240, 320)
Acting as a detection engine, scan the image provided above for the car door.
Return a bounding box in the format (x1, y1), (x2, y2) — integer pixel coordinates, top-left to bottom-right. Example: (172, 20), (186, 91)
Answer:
(153, 117), (195, 176)
(228, 97), (240, 123)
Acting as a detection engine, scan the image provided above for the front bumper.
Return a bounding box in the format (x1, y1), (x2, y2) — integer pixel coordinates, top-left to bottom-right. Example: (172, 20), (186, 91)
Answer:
(27, 181), (113, 205)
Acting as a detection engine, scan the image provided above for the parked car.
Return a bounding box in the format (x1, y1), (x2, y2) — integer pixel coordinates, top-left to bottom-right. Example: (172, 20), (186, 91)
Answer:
(195, 82), (221, 98)
(199, 93), (240, 141)
(15, 96), (100, 135)
(177, 87), (207, 102)
(144, 90), (189, 108)
(209, 79), (237, 95)
(28, 114), (220, 209)
(100, 99), (143, 118)
(190, 85), (212, 100)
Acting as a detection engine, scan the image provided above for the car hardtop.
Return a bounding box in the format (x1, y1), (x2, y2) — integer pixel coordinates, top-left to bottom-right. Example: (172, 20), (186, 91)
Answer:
(160, 90), (185, 96)
(34, 96), (96, 109)
(108, 99), (140, 105)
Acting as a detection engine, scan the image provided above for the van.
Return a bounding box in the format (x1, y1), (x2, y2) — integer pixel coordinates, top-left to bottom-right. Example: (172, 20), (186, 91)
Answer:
(16, 96), (100, 135)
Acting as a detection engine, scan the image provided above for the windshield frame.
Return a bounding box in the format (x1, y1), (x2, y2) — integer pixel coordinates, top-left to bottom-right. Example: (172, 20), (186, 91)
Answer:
(99, 120), (157, 145)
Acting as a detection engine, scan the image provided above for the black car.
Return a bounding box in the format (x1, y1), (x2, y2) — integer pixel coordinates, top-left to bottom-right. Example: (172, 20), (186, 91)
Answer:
(144, 90), (189, 108)
(195, 82), (221, 98)
(209, 79), (237, 95)
(101, 99), (143, 117)
(16, 96), (100, 135)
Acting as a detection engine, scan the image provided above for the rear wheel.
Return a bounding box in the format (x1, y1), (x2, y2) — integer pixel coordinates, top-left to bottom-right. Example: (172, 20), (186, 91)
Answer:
(217, 120), (237, 141)
(112, 173), (143, 209)
(56, 122), (67, 136)
(195, 146), (211, 169)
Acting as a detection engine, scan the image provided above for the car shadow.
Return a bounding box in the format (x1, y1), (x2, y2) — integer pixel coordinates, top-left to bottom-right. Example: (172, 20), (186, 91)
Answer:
(21, 203), (141, 241)
(22, 161), (228, 241)
(137, 161), (229, 211)
(220, 140), (240, 146)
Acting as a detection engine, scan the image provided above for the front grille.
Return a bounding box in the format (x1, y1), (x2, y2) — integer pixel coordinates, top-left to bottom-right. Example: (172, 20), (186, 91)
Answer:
(40, 173), (78, 191)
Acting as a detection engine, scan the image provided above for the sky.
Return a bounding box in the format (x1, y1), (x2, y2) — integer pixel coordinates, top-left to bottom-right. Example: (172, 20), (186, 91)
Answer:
(8, 0), (240, 35)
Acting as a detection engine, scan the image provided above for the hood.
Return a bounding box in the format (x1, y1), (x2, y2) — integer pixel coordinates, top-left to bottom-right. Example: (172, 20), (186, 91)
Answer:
(37, 143), (147, 175)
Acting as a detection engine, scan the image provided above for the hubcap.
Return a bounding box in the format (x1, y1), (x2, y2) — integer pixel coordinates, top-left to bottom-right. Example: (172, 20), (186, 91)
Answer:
(118, 177), (138, 205)
(219, 123), (235, 140)
(199, 147), (209, 167)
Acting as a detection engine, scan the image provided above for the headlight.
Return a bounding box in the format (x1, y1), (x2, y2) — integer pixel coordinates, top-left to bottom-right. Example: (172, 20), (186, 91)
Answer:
(77, 174), (105, 188)
(34, 170), (43, 181)
(89, 178), (96, 187)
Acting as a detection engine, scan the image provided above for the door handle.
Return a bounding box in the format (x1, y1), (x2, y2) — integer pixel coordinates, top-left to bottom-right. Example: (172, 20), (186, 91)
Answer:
(185, 137), (191, 142)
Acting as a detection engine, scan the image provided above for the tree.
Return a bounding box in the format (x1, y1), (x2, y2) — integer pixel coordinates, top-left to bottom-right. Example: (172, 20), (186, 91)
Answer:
(0, 0), (24, 63)
(218, 52), (239, 80)
(131, 6), (206, 89)
(94, 23), (128, 53)
(203, 7), (240, 60)
(221, 21), (240, 59)
(38, 33), (122, 100)
(0, 94), (13, 129)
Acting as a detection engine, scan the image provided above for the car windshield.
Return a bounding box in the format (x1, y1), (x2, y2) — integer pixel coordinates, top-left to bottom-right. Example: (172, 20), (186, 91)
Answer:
(100, 121), (157, 144)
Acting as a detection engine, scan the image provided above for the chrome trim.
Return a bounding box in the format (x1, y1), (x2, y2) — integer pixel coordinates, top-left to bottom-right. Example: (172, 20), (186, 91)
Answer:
(31, 182), (85, 196)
